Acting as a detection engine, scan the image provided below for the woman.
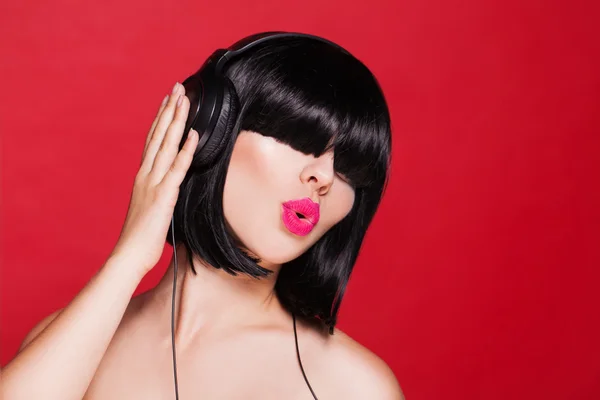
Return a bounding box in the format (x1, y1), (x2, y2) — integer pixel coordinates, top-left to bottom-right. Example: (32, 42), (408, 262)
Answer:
(3, 33), (403, 399)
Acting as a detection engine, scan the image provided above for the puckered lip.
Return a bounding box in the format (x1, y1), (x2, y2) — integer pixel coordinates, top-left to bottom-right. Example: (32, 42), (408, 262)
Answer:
(282, 197), (320, 225)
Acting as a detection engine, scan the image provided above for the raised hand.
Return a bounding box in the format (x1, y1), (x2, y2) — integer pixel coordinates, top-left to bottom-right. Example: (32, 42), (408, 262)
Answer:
(110, 82), (199, 275)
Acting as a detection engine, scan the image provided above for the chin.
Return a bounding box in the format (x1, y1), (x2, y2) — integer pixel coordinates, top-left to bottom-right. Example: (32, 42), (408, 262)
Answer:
(240, 231), (314, 266)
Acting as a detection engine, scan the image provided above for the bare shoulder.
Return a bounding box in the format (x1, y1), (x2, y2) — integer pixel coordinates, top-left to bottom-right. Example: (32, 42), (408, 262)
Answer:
(299, 321), (404, 400)
(19, 308), (64, 351)
(325, 328), (404, 399)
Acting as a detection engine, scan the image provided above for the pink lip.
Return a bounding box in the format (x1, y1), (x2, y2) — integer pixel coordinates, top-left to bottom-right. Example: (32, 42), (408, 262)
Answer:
(281, 197), (320, 236)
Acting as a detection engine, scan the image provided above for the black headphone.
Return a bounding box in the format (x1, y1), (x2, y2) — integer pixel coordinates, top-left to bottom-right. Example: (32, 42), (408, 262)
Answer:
(179, 31), (350, 169)
(170, 32), (347, 400)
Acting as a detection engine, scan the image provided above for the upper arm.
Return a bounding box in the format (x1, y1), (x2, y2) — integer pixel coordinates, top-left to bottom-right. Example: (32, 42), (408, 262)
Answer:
(19, 309), (63, 352)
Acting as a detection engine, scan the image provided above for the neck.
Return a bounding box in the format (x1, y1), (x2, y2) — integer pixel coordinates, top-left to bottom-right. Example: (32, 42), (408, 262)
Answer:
(149, 243), (286, 345)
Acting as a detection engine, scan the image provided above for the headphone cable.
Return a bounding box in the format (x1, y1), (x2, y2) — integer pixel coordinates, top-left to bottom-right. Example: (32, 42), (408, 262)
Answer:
(170, 216), (180, 399)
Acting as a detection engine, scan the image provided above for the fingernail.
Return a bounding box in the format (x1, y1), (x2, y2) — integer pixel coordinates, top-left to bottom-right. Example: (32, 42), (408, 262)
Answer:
(176, 94), (183, 108)
(172, 82), (179, 94)
(161, 95), (169, 106)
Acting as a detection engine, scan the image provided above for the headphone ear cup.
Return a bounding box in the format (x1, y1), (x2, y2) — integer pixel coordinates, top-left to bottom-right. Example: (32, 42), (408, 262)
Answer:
(195, 78), (240, 168)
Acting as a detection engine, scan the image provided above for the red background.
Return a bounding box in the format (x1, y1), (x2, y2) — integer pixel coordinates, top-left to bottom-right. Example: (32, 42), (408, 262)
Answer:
(1, 1), (599, 399)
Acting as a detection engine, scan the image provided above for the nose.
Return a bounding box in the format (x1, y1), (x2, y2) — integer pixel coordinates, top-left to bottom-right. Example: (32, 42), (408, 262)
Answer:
(300, 153), (335, 196)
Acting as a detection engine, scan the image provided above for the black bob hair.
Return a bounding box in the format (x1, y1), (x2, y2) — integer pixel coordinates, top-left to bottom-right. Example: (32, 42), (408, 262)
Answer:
(166, 34), (392, 334)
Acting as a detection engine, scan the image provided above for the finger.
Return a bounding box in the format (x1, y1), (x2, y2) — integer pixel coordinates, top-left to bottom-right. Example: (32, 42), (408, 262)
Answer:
(140, 83), (183, 175)
(161, 129), (199, 188)
(149, 92), (191, 182)
(141, 94), (169, 164)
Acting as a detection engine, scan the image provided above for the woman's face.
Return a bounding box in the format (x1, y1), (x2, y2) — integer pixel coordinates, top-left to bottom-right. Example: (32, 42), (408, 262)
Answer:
(223, 130), (355, 267)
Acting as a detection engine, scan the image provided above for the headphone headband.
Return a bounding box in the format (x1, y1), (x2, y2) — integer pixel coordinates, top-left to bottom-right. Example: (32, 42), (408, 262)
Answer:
(214, 31), (350, 73)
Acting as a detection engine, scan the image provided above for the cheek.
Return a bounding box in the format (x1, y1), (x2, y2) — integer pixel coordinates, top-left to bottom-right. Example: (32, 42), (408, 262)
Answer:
(224, 133), (284, 198)
(334, 187), (355, 223)
(221, 133), (293, 261)
(320, 186), (356, 231)
(222, 137), (274, 234)
(227, 133), (291, 185)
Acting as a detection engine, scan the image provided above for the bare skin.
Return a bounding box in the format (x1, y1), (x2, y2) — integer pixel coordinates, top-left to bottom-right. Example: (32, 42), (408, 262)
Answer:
(3, 83), (403, 400)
